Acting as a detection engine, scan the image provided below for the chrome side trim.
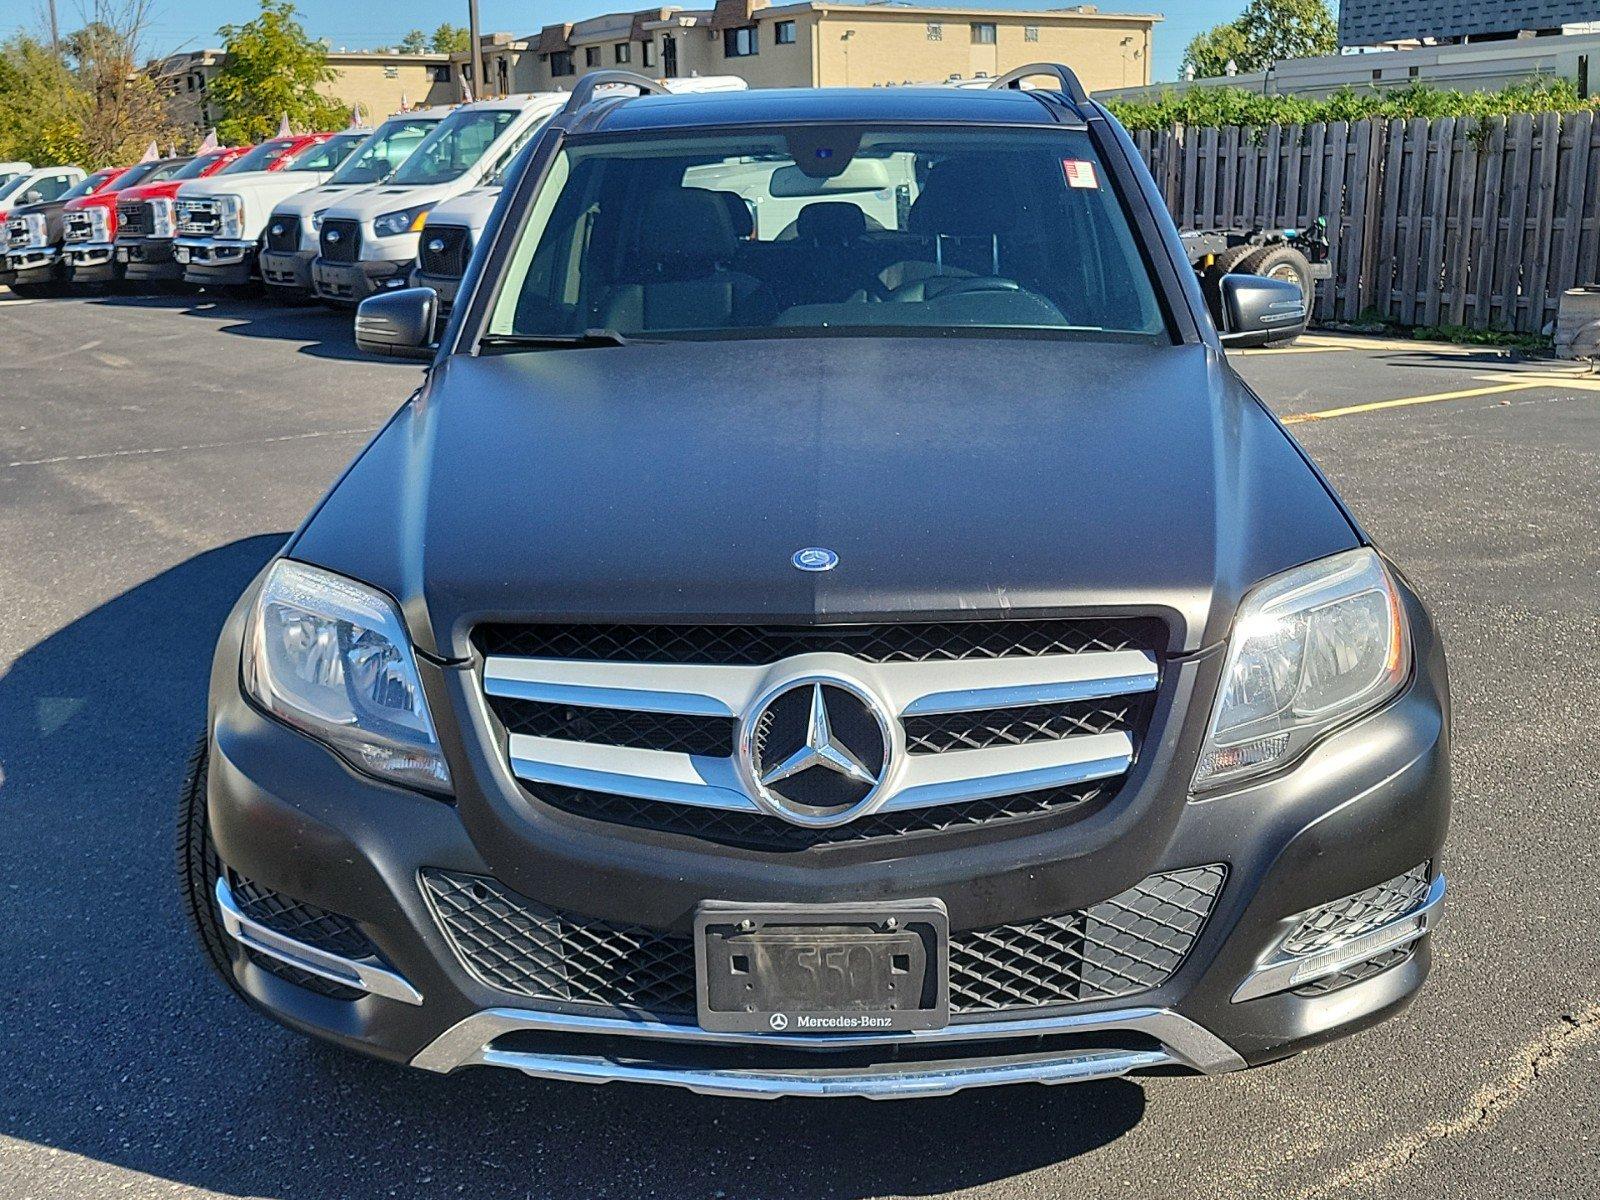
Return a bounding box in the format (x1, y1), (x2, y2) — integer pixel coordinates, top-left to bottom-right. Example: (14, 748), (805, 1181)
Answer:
(466, 1046), (1174, 1099)
(412, 1003), (1247, 1077)
(1232, 873), (1446, 1003)
(214, 876), (424, 1006)
(506, 729), (1132, 813)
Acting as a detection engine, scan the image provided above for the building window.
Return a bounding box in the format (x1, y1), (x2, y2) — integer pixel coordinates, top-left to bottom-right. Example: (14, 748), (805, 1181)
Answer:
(642, 39), (656, 67)
(585, 46), (600, 66)
(549, 49), (575, 76)
(971, 22), (996, 44)
(615, 42), (631, 63)
(498, 58), (508, 91)
(926, 21), (942, 41)
(775, 19), (796, 44)
(384, 65), (398, 78)
(724, 25), (758, 56)
(430, 64), (450, 82)
(1024, 24), (1039, 43)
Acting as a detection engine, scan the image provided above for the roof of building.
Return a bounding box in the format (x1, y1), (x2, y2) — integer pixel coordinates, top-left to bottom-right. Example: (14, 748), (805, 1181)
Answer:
(581, 83), (1083, 132)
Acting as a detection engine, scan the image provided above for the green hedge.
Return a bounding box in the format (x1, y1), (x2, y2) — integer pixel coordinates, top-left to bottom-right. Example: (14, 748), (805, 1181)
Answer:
(1103, 78), (1593, 132)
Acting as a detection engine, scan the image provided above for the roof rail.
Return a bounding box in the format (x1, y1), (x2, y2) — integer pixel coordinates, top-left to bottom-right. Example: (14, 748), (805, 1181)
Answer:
(987, 62), (1088, 106)
(558, 70), (672, 117)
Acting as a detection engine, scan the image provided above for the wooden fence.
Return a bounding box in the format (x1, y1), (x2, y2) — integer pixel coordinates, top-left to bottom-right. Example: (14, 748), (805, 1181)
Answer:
(1132, 112), (1600, 333)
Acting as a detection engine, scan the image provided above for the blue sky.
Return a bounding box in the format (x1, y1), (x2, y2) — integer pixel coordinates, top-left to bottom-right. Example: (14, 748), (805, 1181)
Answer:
(5, 0), (1244, 84)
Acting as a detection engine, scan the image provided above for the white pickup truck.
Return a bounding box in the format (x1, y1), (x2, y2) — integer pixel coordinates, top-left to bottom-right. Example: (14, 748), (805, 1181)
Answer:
(311, 95), (565, 304)
(259, 108), (453, 298)
(173, 131), (369, 288)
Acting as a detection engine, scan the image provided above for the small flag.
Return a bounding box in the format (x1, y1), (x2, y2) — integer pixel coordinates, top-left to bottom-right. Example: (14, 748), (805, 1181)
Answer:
(348, 103), (363, 127)
(276, 112), (291, 137)
(197, 128), (218, 152)
(461, 70), (474, 103)
(399, 92), (409, 112)
(140, 140), (159, 162)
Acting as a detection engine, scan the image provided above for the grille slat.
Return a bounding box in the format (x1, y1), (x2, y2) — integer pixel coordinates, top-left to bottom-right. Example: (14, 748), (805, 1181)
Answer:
(117, 202), (151, 237)
(421, 866), (1223, 1017)
(319, 217), (361, 263)
(419, 224), (470, 276)
(476, 618), (1166, 666)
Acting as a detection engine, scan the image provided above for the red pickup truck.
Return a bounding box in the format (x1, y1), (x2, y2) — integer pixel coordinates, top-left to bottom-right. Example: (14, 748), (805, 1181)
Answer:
(111, 146), (252, 287)
(61, 158), (190, 285)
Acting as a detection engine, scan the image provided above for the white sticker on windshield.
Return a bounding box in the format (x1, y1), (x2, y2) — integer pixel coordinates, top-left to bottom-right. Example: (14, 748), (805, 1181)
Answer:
(1063, 159), (1099, 190)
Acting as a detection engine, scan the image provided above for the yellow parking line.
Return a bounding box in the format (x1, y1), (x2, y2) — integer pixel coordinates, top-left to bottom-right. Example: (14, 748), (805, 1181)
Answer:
(1281, 380), (1543, 424)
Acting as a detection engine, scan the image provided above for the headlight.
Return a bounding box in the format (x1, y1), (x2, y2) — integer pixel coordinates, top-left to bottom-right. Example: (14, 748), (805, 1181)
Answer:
(1193, 548), (1409, 790)
(242, 560), (451, 794)
(149, 197), (175, 237)
(373, 204), (433, 237)
(218, 193), (245, 239)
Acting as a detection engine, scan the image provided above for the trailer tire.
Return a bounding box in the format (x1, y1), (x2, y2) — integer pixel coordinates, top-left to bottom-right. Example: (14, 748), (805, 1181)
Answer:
(1237, 245), (1313, 343)
(1200, 245), (1257, 325)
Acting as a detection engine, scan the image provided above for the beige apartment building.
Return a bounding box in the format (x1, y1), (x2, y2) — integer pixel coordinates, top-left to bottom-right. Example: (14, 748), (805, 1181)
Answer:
(468, 2), (1158, 97)
(155, 47), (458, 133)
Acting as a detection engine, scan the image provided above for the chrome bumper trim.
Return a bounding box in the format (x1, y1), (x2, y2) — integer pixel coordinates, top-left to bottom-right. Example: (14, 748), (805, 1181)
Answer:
(175, 237), (254, 264)
(6, 247), (58, 269)
(64, 243), (113, 266)
(213, 876), (424, 1006)
(1232, 873), (1445, 1003)
(412, 1002), (1247, 1090)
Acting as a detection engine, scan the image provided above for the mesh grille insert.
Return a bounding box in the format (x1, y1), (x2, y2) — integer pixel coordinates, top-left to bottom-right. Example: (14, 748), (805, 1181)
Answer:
(903, 695), (1148, 755)
(532, 780), (1109, 850)
(319, 217), (361, 263)
(492, 697), (736, 757)
(229, 873), (378, 1001)
(1282, 863), (1431, 957)
(1292, 946), (1413, 997)
(419, 224), (470, 276)
(265, 214), (301, 253)
(420, 865), (1223, 1016)
(476, 618), (1166, 666)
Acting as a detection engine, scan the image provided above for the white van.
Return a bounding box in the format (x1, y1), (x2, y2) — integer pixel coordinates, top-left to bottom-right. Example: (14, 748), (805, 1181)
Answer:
(311, 95), (563, 304)
(258, 107), (454, 297)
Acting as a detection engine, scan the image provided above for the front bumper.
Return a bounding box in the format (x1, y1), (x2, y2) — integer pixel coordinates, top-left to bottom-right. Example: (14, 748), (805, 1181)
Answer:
(410, 268), (462, 309)
(64, 242), (118, 283)
(261, 248), (316, 293)
(312, 256), (411, 305)
(176, 237), (257, 287)
(5, 245), (61, 284)
(204, 581), (1451, 1097)
(117, 236), (182, 282)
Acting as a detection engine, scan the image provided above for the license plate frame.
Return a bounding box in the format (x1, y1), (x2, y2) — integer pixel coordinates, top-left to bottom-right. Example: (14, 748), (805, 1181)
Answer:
(695, 900), (948, 1034)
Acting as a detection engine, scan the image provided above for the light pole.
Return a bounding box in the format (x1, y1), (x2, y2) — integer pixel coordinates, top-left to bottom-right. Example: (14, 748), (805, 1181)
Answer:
(468, 0), (484, 99)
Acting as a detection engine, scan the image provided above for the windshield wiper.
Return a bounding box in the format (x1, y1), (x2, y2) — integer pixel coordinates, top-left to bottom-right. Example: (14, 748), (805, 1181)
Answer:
(477, 329), (644, 352)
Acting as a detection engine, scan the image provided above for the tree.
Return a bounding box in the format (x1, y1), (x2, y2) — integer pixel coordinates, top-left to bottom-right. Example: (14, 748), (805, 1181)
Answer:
(398, 29), (428, 54)
(429, 23), (471, 54)
(1182, 0), (1337, 78)
(209, 0), (348, 143)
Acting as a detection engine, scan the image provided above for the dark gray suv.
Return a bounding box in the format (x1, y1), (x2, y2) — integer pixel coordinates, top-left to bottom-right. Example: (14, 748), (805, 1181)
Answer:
(180, 67), (1449, 1099)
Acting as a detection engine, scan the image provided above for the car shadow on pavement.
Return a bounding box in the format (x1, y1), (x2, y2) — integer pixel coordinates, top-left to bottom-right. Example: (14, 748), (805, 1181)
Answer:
(0, 538), (1147, 1200)
(88, 290), (410, 366)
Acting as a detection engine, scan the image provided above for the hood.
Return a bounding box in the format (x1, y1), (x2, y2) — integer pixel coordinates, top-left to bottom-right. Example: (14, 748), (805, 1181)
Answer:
(324, 182), (461, 220)
(181, 170), (326, 198)
(426, 187), (501, 230)
(290, 338), (1359, 660)
(270, 181), (374, 218)
(65, 192), (118, 212)
(117, 179), (185, 201)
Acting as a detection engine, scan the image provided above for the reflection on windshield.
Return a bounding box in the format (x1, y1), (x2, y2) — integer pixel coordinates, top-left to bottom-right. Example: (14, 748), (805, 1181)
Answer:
(390, 110), (517, 186)
(329, 119), (441, 185)
(488, 126), (1168, 346)
(287, 134), (364, 172)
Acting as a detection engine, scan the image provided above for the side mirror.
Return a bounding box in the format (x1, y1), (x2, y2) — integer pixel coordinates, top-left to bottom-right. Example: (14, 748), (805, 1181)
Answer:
(355, 287), (438, 359)
(1217, 274), (1306, 347)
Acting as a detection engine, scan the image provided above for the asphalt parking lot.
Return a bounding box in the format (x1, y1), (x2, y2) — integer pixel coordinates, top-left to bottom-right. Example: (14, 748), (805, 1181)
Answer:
(1, 289), (1596, 1200)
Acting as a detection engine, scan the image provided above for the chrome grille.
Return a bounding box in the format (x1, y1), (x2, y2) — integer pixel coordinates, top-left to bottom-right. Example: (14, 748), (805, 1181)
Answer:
(176, 199), (220, 236)
(1281, 864), (1431, 957)
(319, 217), (361, 263)
(6, 217), (30, 249)
(478, 618), (1163, 843)
(419, 224), (470, 277)
(265, 214), (301, 252)
(420, 866), (1223, 1016)
(117, 201), (151, 237)
(64, 210), (100, 242)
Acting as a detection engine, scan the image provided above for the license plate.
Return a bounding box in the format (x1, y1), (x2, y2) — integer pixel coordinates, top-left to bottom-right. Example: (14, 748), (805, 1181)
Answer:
(695, 901), (948, 1033)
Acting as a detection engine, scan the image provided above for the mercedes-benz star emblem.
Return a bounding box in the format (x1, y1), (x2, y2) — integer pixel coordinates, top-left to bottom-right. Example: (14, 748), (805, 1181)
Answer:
(740, 679), (891, 827)
(792, 547), (838, 572)
(769, 1013), (789, 1030)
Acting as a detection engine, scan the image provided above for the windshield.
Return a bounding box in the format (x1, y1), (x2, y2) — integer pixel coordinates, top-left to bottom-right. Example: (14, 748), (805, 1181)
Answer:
(167, 155), (217, 181)
(0, 175), (35, 202)
(62, 169), (119, 200)
(286, 133), (363, 173)
(488, 126), (1168, 345)
(391, 109), (518, 186)
(329, 117), (440, 185)
(221, 139), (301, 174)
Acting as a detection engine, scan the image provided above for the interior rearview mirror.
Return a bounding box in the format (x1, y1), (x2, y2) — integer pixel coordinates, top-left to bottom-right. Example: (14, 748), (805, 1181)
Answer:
(1217, 274), (1306, 348)
(355, 287), (438, 360)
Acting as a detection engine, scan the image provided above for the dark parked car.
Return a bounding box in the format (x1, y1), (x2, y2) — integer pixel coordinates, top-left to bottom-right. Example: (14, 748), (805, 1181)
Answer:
(181, 67), (1450, 1100)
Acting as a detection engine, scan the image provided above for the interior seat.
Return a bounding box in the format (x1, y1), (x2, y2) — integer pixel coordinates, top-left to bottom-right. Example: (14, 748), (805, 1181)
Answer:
(880, 158), (1019, 297)
(597, 189), (771, 332)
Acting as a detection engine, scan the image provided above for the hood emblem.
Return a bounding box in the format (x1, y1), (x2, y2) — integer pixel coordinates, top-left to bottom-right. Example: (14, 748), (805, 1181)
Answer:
(738, 678), (892, 827)
(792, 547), (838, 572)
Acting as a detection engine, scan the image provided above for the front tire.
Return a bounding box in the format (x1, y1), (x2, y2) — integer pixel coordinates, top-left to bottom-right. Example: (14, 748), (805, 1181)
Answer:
(177, 735), (248, 1000)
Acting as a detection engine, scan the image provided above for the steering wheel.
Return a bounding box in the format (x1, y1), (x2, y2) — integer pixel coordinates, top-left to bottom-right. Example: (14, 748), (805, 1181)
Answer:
(883, 275), (1025, 303)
